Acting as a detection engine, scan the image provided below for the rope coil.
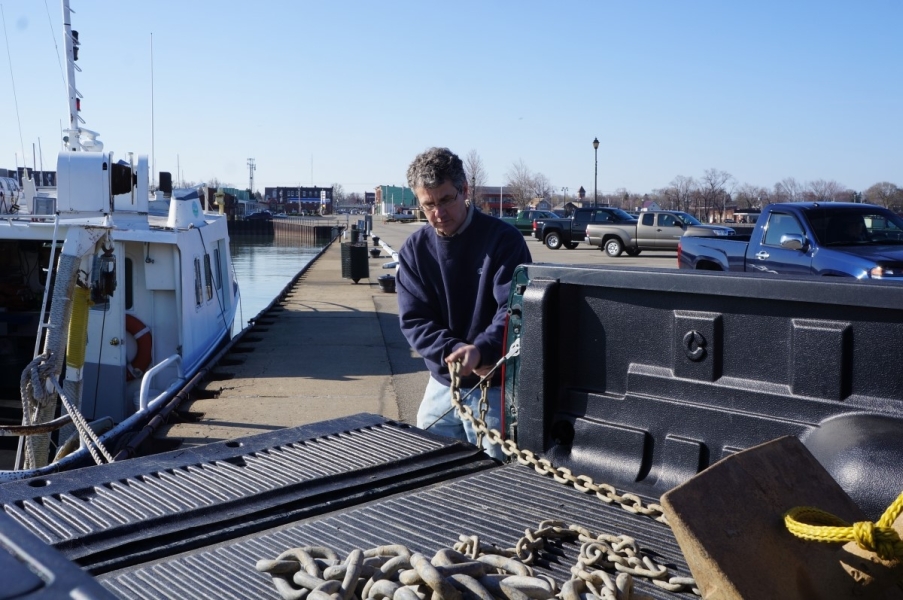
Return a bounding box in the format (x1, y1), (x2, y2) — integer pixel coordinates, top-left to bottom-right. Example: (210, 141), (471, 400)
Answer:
(785, 491), (903, 561)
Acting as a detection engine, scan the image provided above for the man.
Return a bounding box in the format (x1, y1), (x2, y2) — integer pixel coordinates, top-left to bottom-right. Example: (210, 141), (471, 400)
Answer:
(397, 147), (531, 459)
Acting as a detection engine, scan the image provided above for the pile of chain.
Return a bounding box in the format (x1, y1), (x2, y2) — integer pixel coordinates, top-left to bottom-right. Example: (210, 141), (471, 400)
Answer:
(448, 360), (668, 524)
(256, 520), (698, 600)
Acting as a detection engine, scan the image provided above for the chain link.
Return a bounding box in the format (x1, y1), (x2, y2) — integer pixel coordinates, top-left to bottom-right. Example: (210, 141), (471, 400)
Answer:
(257, 520), (697, 600)
(449, 359), (669, 524)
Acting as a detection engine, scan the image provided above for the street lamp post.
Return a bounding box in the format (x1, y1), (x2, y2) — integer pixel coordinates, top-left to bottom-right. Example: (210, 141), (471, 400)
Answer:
(592, 137), (600, 208)
(561, 186), (568, 207)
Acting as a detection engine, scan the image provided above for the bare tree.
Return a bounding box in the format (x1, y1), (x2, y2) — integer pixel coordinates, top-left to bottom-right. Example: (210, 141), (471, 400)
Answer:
(531, 172), (554, 201)
(654, 186), (678, 210)
(331, 183), (346, 204)
(505, 160), (536, 209)
(865, 182), (903, 209)
(773, 177), (804, 203)
(669, 176), (697, 214)
(347, 192), (363, 205)
(698, 169), (735, 222)
(463, 150), (488, 205)
(650, 188), (674, 210)
(835, 189), (858, 203)
(806, 179), (845, 202)
(734, 183), (768, 209)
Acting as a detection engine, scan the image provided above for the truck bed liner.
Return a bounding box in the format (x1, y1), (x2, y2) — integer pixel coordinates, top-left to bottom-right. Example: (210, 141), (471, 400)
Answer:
(0, 415), (497, 573)
(97, 462), (687, 599)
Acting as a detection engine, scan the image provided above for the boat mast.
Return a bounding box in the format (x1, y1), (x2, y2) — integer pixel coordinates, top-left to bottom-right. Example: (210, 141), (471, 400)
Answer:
(61, 0), (102, 151)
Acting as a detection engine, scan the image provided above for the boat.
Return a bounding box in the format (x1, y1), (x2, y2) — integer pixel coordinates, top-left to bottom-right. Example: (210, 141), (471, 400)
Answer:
(0, 0), (239, 480)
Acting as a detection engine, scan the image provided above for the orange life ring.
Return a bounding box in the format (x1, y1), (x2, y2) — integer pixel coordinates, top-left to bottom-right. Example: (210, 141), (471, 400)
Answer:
(125, 314), (153, 381)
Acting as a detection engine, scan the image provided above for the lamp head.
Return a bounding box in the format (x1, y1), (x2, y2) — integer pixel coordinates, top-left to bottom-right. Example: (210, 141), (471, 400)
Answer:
(592, 137), (600, 151)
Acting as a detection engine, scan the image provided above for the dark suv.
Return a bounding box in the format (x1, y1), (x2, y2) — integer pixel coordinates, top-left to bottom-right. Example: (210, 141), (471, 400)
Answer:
(246, 210), (273, 221)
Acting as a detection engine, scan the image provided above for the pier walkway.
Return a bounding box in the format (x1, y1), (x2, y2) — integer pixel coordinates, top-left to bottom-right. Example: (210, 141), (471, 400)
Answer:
(158, 226), (425, 449)
(157, 221), (678, 450)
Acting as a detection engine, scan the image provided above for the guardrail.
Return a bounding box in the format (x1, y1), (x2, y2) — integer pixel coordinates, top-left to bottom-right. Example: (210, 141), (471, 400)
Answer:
(138, 354), (184, 412)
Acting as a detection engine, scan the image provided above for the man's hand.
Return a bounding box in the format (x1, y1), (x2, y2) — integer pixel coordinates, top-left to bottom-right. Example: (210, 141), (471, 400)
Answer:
(446, 344), (481, 377)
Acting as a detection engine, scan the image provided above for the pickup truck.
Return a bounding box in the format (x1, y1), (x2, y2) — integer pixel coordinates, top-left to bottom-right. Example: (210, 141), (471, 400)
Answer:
(500, 209), (557, 234)
(678, 202), (903, 280)
(586, 210), (735, 257)
(533, 206), (636, 250)
(3, 264), (902, 598)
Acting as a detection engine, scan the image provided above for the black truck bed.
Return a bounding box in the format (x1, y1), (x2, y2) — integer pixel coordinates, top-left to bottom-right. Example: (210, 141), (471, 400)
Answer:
(0, 415), (686, 599)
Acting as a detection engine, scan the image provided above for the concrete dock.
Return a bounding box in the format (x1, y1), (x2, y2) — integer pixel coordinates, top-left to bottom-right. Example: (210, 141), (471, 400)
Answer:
(157, 221), (678, 450)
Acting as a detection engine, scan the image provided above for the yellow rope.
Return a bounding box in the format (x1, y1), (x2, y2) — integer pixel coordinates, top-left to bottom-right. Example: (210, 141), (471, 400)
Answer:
(784, 491), (903, 561)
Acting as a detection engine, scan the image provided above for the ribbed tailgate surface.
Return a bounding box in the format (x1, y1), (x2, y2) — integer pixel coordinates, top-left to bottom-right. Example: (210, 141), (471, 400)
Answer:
(99, 463), (689, 600)
(0, 414), (492, 565)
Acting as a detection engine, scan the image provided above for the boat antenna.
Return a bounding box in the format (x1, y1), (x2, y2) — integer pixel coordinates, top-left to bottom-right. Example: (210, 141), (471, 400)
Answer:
(1, 5), (28, 165)
(43, 0), (68, 97)
(151, 32), (155, 188)
(61, 0), (102, 151)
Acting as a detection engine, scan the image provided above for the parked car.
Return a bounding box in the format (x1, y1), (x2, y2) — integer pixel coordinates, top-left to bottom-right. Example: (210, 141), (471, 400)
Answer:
(586, 210), (734, 257)
(246, 210), (273, 221)
(534, 207), (636, 250)
(500, 209), (558, 234)
(384, 213), (416, 223)
(678, 202), (903, 280)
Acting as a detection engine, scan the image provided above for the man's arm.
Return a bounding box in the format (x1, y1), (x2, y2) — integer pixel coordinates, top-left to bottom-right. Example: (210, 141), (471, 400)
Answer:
(469, 232), (532, 371)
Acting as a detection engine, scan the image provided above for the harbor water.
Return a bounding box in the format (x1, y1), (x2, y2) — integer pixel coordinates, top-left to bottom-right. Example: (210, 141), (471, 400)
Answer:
(229, 235), (328, 336)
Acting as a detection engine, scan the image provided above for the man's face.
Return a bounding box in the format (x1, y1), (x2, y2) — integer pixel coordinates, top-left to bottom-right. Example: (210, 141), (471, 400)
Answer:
(415, 181), (468, 236)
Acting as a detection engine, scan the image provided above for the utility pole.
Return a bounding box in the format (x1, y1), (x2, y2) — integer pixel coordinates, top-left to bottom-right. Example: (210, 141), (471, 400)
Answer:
(247, 158), (256, 195)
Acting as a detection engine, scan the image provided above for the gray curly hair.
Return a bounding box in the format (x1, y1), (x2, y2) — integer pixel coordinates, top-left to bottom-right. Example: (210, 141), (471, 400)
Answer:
(406, 147), (466, 193)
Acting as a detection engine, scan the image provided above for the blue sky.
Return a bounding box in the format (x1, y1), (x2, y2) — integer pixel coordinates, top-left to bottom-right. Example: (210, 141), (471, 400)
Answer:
(1, 1), (900, 195)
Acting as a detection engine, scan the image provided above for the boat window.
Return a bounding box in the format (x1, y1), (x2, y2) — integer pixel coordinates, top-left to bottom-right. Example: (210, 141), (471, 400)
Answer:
(213, 248), (222, 290)
(194, 257), (202, 306)
(203, 254), (213, 301)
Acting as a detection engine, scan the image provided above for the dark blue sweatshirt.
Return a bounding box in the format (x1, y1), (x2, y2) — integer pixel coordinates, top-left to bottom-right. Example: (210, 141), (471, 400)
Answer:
(397, 209), (532, 387)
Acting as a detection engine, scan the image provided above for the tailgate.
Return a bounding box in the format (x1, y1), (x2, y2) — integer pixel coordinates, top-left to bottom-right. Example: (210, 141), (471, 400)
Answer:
(0, 414), (689, 599)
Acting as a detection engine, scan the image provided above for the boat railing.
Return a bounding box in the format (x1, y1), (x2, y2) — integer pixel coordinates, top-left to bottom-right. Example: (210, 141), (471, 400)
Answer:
(139, 354), (184, 412)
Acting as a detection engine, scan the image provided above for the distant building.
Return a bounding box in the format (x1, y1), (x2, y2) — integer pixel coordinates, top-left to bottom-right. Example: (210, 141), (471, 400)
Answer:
(265, 186), (334, 214)
(528, 199), (552, 211)
(376, 185), (415, 215)
(474, 186), (516, 216)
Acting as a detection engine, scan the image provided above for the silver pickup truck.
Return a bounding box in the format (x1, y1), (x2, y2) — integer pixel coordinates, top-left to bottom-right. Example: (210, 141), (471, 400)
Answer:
(586, 210), (734, 256)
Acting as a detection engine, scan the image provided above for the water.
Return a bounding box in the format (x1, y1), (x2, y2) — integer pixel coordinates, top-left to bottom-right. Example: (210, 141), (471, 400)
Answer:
(229, 236), (327, 336)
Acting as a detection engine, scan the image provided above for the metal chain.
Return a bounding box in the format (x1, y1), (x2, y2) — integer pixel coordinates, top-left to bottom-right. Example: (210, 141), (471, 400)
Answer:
(449, 344), (669, 525)
(257, 520), (697, 600)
